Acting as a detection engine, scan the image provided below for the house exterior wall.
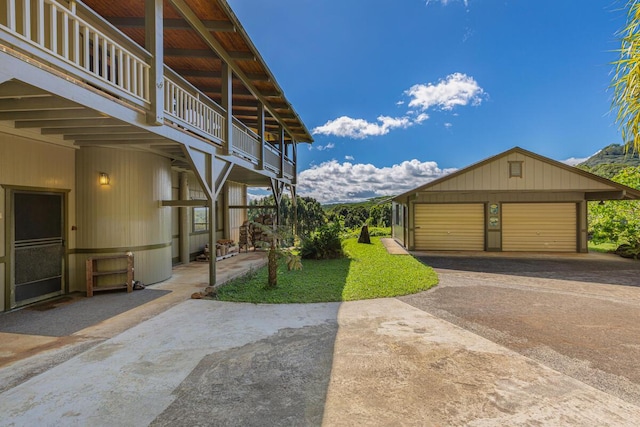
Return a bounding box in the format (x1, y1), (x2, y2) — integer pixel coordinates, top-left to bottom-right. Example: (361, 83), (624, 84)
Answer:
(0, 133), (76, 311)
(171, 172), (180, 264)
(428, 152), (613, 193)
(227, 181), (247, 244)
(74, 146), (172, 288)
(392, 202), (406, 245)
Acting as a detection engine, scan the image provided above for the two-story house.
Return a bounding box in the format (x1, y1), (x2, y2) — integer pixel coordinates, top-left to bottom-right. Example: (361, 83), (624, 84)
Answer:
(0, 0), (312, 311)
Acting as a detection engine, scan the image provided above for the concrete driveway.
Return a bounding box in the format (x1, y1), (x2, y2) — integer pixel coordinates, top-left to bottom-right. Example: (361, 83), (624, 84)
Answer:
(2, 252), (640, 426)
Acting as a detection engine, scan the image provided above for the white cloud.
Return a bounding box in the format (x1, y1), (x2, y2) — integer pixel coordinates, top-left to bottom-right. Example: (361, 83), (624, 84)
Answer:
(444, 122), (453, 128)
(345, 155), (355, 160)
(315, 142), (335, 151)
(561, 156), (588, 167)
(312, 72), (485, 139)
(297, 159), (456, 204)
(560, 149), (599, 166)
(312, 115), (412, 139)
(415, 113), (430, 123)
(426, 0), (469, 7)
(406, 73), (485, 111)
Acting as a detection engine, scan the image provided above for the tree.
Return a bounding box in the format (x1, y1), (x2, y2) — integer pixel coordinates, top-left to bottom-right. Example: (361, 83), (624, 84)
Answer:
(249, 195), (327, 238)
(589, 166), (640, 244)
(369, 202), (392, 227)
(612, 1), (640, 152)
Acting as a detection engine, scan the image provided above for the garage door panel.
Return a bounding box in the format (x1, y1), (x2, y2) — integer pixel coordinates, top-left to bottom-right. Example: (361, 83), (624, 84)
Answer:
(415, 204), (484, 251)
(502, 203), (576, 252)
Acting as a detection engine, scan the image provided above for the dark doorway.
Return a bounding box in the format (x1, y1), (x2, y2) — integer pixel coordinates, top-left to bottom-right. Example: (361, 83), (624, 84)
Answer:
(13, 191), (65, 306)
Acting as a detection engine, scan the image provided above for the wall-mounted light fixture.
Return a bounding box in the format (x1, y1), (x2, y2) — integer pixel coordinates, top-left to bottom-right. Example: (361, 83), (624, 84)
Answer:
(99, 172), (110, 186)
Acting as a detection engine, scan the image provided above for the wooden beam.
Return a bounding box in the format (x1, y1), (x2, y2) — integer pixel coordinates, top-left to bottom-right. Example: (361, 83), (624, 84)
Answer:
(41, 126), (142, 135)
(0, 97), (78, 111)
(16, 118), (125, 128)
(0, 81), (48, 98)
(161, 200), (208, 207)
(168, 0), (304, 145)
(164, 49), (253, 61)
(74, 139), (169, 146)
(64, 133), (164, 141)
(105, 17), (235, 32)
(586, 191), (626, 200)
(0, 109), (104, 121)
(202, 87), (281, 97)
(165, 48), (216, 58)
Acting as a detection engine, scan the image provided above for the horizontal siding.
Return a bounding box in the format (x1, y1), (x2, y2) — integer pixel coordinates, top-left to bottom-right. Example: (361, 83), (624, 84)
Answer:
(502, 203), (576, 252)
(414, 204), (484, 251)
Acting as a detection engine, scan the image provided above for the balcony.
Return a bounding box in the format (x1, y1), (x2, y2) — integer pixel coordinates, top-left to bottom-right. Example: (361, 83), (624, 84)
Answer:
(0, 0), (305, 181)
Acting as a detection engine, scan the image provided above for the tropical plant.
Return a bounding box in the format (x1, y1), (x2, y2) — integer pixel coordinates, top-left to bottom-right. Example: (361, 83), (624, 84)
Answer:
(300, 222), (344, 260)
(612, 1), (640, 152)
(588, 166), (640, 245)
(251, 222), (301, 289)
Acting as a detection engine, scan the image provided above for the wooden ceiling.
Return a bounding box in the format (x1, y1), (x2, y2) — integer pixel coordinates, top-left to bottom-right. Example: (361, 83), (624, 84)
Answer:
(83, 0), (312, 143)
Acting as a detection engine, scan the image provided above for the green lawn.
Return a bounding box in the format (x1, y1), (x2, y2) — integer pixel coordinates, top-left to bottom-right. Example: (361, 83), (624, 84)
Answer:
(588, 241), (617, 253)
(216, 237), (438, 303)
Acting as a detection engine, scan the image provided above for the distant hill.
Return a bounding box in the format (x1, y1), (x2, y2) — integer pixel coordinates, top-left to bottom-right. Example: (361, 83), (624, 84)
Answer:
(322, 196), (390, 211)
(577, 143), (640, 178)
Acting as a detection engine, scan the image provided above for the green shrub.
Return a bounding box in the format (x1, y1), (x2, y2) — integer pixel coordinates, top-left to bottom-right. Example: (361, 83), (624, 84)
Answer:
(300, 222), (344, 259)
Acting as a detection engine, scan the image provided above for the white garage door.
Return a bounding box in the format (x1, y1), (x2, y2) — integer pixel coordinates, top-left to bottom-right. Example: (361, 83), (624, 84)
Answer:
(502, 203), (576, 252)
(414, 204), (485, 251)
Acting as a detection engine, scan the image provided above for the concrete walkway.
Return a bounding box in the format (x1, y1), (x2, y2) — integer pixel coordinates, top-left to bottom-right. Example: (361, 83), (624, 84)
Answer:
(2, 297), (640, 425)
(0, 252), (267, 393)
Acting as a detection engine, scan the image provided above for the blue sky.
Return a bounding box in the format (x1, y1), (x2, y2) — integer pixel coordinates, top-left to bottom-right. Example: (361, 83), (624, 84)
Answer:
(228, 0), (628, 203)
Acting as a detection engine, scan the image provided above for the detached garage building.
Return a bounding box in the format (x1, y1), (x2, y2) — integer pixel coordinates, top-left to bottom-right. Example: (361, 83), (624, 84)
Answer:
(391, 147), (640, 253)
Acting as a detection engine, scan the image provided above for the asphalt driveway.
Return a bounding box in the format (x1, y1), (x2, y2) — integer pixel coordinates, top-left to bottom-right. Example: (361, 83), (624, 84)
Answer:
(402, 251), (640, 407)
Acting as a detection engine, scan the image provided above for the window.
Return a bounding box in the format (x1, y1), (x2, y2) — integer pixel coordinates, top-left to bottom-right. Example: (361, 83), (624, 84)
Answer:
(192, 207), (209, 232)
(509, 161), (523, 178)
(395, 204), (401, 225)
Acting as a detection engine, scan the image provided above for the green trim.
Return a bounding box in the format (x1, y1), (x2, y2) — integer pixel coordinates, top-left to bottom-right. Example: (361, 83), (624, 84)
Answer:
(0, 184), (71, 194)
(70, 242), (171, 254)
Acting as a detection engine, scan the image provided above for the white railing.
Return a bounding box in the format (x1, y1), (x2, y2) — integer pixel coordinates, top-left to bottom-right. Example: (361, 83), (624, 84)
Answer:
(283, 158), (294, 178)
(264, 144), (281, 174)
(231, 121), (260, 164)
(164, 73), (225, 142)
(0, 0), (150, 103)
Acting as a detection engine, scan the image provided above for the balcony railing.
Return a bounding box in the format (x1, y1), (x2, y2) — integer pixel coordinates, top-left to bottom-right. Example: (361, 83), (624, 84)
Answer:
(0, 0), (291, 178)
(164, 68), (224, 143)
(0, 0), (150, 104)
(232, 119), (260, 164)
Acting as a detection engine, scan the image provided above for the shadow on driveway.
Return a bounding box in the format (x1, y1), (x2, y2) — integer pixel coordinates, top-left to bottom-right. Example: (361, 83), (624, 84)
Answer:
(415, 252), (640, 287)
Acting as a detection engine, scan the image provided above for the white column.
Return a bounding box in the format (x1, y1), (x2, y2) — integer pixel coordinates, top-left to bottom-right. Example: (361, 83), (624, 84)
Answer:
(145, 0), (164, 125)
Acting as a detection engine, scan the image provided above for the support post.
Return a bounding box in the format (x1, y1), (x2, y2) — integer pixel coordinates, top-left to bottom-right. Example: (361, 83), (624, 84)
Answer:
(279, 126), (285, 178)
(257, 101), (265, 170)
(221, 62), (233, 155)
(145, 0), (164, 125)
(209, 197), (216, 286)
(179, 172), (190, 265)
(292, 141), (298, 185)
